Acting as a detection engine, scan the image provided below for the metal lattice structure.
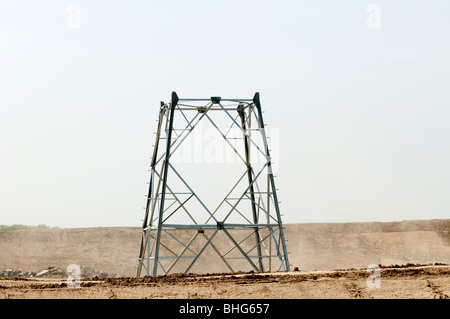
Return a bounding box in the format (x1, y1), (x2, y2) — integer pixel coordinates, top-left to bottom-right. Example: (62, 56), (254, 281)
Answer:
(137, 92), (290, 276)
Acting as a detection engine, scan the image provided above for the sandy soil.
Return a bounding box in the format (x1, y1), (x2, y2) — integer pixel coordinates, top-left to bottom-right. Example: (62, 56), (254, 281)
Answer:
(1, 220), (449, 276)
(1, 220), (449, 299)
(1, 264), (449, 299)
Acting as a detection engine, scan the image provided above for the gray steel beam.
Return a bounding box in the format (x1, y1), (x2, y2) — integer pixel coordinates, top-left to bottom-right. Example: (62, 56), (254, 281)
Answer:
(238, 104), (264, 272)
(184, 229), (220, 273)
(152, 92), (179, 276)
(221, 228), (260, 272)
(137, 104), (166, 277)
(253, 92), (290, 271)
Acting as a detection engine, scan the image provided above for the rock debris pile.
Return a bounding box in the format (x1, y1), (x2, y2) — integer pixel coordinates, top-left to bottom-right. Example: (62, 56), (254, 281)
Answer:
(0, 266), (122, 278)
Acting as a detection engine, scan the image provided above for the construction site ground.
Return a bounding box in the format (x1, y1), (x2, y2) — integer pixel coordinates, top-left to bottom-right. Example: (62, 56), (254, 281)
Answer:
(1, 220), (449, 299)
(1, 264), (449, 299)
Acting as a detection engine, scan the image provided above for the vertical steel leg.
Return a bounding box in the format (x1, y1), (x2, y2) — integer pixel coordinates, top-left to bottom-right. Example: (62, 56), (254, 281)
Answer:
(238, 104), (264, 272)
(152, 92), (179, 276)
(253, 92), (291, 271)
(137, 104), (166, 277)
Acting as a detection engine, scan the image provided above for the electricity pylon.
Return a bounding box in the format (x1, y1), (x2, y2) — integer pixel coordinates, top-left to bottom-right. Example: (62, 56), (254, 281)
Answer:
(137, 92), (290, 276)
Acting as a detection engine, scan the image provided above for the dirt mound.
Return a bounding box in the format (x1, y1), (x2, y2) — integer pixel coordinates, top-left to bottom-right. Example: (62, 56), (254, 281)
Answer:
(288, 219), (450, 271)
(0, 220), (449, 276)
(0, 227), (139, 276)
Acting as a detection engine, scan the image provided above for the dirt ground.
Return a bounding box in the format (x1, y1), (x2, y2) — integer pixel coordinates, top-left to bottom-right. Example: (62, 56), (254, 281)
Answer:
(1, 220), (449, 299)
(1, 220), (449, 276)
(1, 264), (449, 299)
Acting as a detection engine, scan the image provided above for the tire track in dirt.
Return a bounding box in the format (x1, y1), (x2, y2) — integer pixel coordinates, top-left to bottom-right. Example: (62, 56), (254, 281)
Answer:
(343, 281), (367, 299)
(0, 285), (11, 299)
(426, 280), (449, 299)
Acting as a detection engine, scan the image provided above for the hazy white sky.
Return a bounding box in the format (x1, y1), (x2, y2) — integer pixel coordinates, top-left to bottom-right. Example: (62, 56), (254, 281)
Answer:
(1, 0), (449, 228)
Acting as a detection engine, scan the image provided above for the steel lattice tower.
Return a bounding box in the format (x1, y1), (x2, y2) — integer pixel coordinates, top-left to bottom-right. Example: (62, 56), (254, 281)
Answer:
(137, 92), (290, 276)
